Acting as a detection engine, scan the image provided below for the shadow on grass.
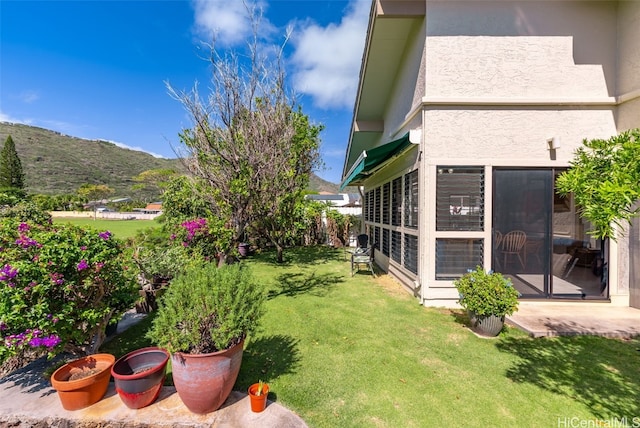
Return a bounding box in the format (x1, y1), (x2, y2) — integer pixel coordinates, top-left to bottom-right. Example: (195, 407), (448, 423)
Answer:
(235, 334), (300, 397)
(99, 312), (156, 358)
(254, 246), (344, 266)
(496, 335), (640, 419)
(268, 271), (344, 299)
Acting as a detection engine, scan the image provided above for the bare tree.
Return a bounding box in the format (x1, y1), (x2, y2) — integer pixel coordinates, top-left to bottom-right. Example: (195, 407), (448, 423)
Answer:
(168, 7), (322, 263)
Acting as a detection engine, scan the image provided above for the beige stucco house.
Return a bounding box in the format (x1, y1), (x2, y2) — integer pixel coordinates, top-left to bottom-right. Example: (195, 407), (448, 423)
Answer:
(341, 0), (640, 308)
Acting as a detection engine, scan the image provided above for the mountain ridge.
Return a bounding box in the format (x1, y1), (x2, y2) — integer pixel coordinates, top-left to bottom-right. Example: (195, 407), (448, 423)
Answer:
(0, 122), (341, 199)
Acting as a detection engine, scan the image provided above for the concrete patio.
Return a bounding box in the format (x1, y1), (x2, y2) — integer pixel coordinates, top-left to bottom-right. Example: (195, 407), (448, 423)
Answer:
(507, 301), (640, 338)
(0, 355), (308, 428)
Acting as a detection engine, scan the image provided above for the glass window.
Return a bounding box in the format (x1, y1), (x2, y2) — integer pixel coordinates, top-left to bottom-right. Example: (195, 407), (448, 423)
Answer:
(436, 167), (484, 231)
(374, 187), (381, 223)
(391, 231), (402, 263)
(435, 239), (483, 280)
(382, 228), (390, 256)
(366, 191), (374, 222)
(403, 170), (418, 229)
(373, 226), (381, 251)
(403, 234), (418, 274)
(392, 177), (402, 226)
(382, 182), (390, 225)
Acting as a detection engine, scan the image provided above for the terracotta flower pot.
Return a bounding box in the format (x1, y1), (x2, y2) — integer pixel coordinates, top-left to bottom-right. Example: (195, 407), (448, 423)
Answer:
(111, 347), (169, 409)
(171, 339), (244, 414)
(50, 353), (115, 410)
(248, 382), (270, 413)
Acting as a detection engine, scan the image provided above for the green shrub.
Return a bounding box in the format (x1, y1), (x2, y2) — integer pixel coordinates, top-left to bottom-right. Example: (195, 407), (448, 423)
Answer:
(147, 263), (265, 354)
(454, 266), (520, 317)
(0, 219), (138, 365)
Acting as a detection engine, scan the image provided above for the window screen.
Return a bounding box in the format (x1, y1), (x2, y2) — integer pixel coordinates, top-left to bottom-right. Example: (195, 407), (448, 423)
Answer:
(403, 170), (418, 229)
(435, 238), (483, 280)
(436, 167), (484, 231)
(403, 234), (418, 274)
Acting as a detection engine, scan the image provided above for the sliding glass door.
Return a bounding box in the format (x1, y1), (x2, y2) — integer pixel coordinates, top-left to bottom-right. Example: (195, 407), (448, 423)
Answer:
(493, 169), (606, 299)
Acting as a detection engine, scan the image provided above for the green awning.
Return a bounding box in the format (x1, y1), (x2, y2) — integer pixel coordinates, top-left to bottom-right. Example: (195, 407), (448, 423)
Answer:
(340, 133), (413, 190)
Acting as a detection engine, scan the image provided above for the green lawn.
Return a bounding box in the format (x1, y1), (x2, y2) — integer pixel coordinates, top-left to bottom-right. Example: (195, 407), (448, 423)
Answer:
(100, 247), (640, 428)
(52, 217), (159, 240)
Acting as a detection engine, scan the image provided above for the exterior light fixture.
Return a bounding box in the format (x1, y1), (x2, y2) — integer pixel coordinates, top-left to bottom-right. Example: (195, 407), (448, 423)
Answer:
(547, 137), (560, 150)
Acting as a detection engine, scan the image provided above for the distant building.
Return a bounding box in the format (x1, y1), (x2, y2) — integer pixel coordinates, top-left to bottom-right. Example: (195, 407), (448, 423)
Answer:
(305, 193), (362, 216)
(137, 202), (162, 214)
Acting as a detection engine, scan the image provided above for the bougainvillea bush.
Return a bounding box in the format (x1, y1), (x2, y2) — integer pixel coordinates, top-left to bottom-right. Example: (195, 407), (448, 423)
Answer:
(0, 219), (138, 367)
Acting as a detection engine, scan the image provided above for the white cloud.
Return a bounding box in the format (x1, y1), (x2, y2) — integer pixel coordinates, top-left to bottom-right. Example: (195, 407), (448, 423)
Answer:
(289, 0), (370, 110)
(19, 90), (39, 104)
(0, 112), (28, 124)
(109, 141), (167, 159)
(191, 0), (269, 47)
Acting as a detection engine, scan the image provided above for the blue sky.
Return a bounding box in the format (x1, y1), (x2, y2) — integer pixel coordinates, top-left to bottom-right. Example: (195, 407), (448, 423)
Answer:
(0, 0), (371, 184)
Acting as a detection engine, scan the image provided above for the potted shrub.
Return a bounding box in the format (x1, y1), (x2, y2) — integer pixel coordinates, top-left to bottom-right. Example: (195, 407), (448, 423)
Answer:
(454, 266), (520, 336)
(248, 380), (269, 413)
(147, 263), (265, 414)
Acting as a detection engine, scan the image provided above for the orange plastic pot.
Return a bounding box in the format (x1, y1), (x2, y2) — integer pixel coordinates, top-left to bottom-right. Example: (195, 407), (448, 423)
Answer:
(50, 353), (115, 410)
(248, 382), (270, 413)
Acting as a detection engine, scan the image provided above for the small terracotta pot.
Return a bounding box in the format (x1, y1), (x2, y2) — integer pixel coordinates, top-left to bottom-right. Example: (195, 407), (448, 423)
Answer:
(248, 382), (270, 413)
(50, 353), (115, 410)
(111, 347), (169, 409)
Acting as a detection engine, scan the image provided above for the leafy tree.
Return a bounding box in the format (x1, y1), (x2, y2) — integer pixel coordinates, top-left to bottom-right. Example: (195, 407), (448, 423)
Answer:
(556, 128), (640, 240)
(0, 135), (25, 191)
(168, 9), (322, 263)
(132, 168), (177, 201)
(77, 184), (115, 219)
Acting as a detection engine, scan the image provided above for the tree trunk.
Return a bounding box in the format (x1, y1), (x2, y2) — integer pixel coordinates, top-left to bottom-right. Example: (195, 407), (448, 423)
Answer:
(276, 244), (284, 264)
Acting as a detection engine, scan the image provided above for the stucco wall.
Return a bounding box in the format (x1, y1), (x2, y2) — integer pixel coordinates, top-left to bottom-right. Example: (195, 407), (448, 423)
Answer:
(425, 36), (609, 99)
(423, 108), (617, 162)
(617, 1), (640, 96)
(425, 1), (618, 96)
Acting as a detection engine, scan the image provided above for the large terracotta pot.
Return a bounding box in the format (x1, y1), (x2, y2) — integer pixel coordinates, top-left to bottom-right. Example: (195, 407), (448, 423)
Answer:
(50, 353), (115, 410)
(171, 339), (244, 414)
(111, 347), (169, 409)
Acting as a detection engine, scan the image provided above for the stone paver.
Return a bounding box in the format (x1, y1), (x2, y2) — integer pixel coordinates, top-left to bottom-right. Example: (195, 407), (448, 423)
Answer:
(507, 302), (640, 338)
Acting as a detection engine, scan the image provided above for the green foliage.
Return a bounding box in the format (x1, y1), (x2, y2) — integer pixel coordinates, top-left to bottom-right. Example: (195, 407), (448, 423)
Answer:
(0, 135), (25, 190)
(160, 176), (235, 260)
(556, 128), (640, 239)
(77, 183), (115, 202)
(160, 176), (214, 226)
(0, 219), (138, 364)
(147, 263), (265, 354)
(454, 266), (520, 317)
(30, 193), (85, 211)
(0, 201), (52, 224)
(131, 226), (197, 282)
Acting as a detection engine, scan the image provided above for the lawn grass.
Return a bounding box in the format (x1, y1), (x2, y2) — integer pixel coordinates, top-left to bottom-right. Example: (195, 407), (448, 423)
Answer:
(52, 217), (159, 240)
(99, 246), (640, 428)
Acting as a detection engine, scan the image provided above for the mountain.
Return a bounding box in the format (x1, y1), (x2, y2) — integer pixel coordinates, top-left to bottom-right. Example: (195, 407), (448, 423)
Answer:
(0, 122), (341, 199)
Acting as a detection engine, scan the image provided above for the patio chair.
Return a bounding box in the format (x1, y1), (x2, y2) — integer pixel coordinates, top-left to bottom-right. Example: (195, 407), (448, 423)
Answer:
(500, 230), (527, 269)
(351, 235), (376, 277)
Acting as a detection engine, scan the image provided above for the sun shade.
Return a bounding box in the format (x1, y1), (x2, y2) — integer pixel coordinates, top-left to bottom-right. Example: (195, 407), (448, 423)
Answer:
(340, 133), (414, 190)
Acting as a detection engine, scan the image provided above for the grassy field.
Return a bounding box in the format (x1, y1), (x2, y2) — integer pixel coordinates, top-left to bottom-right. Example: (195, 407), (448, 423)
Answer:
(99, 247), (640, 428)
(52, 217), (160, 240)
